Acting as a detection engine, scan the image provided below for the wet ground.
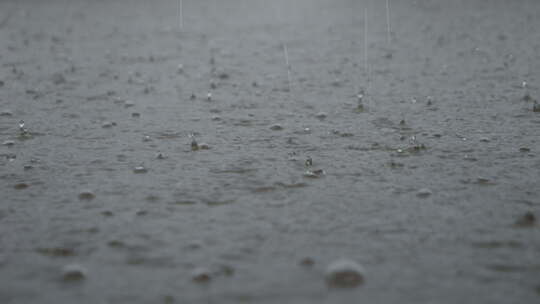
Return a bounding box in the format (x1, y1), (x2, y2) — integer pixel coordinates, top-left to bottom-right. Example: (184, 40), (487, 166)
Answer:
(1, 0), (539, 303)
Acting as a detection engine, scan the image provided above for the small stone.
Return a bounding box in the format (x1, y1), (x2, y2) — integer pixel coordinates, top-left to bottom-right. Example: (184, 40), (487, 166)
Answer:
(124, 100), (135, 108)
(142, 135), (151, 142)
(177, 64), (184, 74)
(156, 153), (166, 159)
(133, 166), (148, 174)
(78, 190), (95, 200)
(270, 124), (283, 131)
(190, 93), (197, 100)
(515, 211), (536, 227)
(2, 140), (15, 147)
(315, 112), (328, 120)
(131, 112), (141, 118)
(417, 188), (432, 198)
(191, 267), (211, 283)
(211, 115), (221, 121)
(61, 264), (87, 281)
(206, 92), (212, 101)
(325, 259), (365, 288)
(305, 156), (313, 167)
(519, 147), (531, 152)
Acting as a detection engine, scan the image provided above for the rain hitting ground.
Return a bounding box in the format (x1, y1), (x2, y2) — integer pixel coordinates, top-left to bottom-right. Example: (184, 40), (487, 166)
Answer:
(1, 0), (539, 303)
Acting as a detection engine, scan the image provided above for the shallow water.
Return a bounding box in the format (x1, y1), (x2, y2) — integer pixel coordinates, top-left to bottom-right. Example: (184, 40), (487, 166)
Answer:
(1, 0), (539, 303)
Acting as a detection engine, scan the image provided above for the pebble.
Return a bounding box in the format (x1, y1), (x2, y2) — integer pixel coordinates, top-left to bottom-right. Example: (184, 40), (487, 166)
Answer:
(131, 112), (141, 118)
(417, 188), (433, 198)
(177, 64), (184, 74)
(124, 100), (135, 108)
(133, 166), (148, 174)
(325, 259), (365, 288)
(2, 140), (15, 147)
(61, 264), (87, 281)
(78, 190), (96, 200)
(142, 135), (151, 142)
(315, 112), (328, 120)
(156, 153), (166, 159)
(207, 92), (212, 101)
(191, 267), (212, 283)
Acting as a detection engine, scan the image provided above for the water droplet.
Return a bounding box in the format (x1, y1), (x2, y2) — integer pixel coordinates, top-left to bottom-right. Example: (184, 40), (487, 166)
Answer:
(191, 267), (212, 283)
(0, 110), (13, 117)
(133, 166), (148, 174)
(417, 188), (432, 198)
(191, 138), (199, 151)
(101, 121), (115, 128)
(315, 112), (328, 120)
(78, 190), (96, 200)
(2, 140), (15, 147)
(303, 169), (325, 178)
(270, 124), (283, 131)
(61, 264), (87, 281)
(325, 259), (365, 288)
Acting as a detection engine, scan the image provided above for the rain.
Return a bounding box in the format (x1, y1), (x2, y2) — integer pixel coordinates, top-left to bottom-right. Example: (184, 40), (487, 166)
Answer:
(0, 0), (539, 303)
